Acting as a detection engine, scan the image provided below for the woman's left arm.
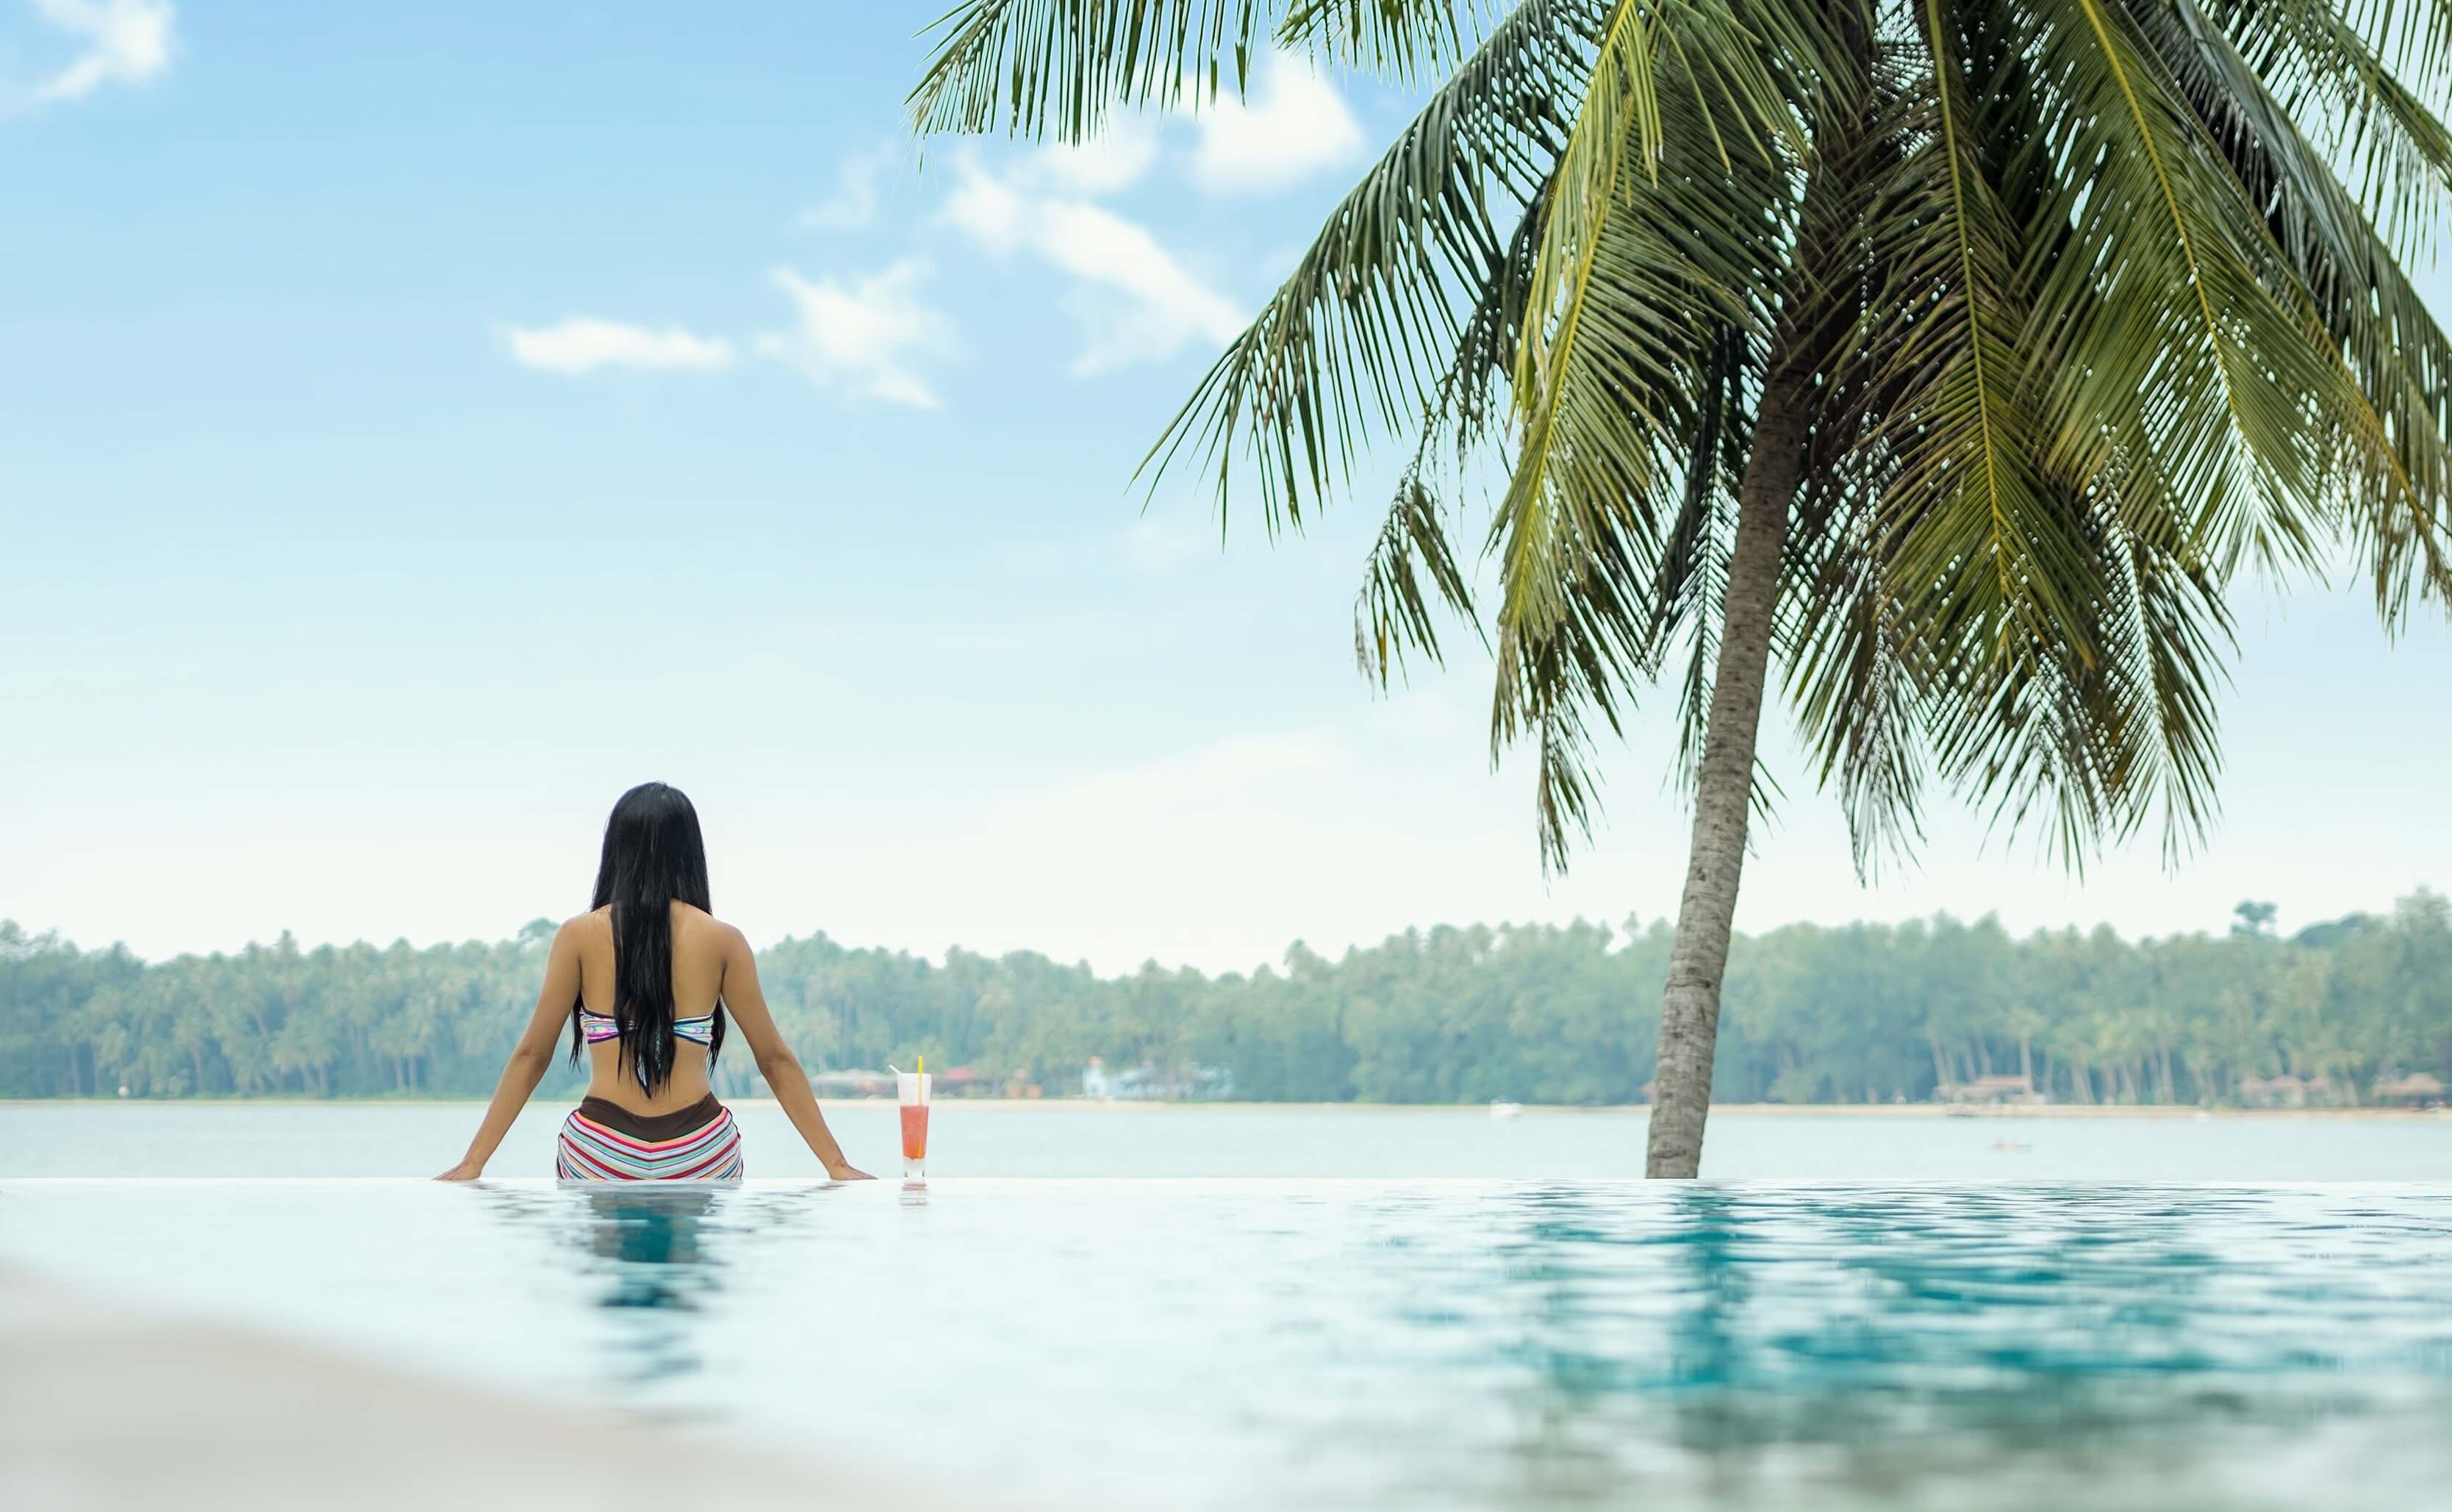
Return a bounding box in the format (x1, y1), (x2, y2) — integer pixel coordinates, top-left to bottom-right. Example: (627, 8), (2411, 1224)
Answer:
(437, 920), (583, 1180)
(718, 926), (872, 1180)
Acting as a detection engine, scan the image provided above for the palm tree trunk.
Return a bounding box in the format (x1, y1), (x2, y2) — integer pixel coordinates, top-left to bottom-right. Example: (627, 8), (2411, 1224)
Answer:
(1644, 355), (1810, 1179)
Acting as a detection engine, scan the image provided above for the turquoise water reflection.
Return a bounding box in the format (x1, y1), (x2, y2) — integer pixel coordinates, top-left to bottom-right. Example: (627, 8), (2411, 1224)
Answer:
(4, 1180), (2448, 1508)
(559, 1188), (726, 1385)
(1468, 1187), (2424, 1497)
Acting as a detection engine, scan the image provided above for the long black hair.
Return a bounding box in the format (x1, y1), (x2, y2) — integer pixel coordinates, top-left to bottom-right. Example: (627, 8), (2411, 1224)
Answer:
(568, 781), (725, 1092)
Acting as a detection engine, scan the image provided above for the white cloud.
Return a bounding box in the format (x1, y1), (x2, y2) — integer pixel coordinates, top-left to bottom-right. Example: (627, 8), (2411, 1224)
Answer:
(1190, 54), (1363, 193)
(800, 141), (900, 232)
(943, 157), (1241, 376)
(24, 0), (172, 106)
(498, 265), (953, 407)
(755, 259), (951, 409)
(1025, 118), (1161, 196)
(942, 161), (1022, 248)
(502, 318), (735, 376)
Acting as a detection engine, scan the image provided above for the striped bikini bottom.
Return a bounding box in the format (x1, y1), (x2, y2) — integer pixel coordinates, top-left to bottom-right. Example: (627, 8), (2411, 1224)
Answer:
(556, 1094), (745, 1181)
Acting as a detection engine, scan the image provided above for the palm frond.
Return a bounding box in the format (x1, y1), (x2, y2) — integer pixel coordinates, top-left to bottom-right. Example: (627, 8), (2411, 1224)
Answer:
(1355, 469), (1480, 682)
(1784, 508), (1934, 875)
(2140, 0), (2452, 621)
(1513, 1), (1811, 415)
(1492, 49), (1805, 867)
(2273, 1), (2452, 252)
(910, 0), (1277, 141)
(2015, 0), (2356, 595)
(1785, 4), (2241, 872)
(1885, 0), (2093, 662)
(1277, 0), (1499, 83)
(1150, 0), (1594, 533)
(1351, 186), (1546, 685)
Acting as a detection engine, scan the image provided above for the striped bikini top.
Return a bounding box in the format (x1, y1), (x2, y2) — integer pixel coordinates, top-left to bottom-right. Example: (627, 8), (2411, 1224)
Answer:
(576, 1004), (717, 1047)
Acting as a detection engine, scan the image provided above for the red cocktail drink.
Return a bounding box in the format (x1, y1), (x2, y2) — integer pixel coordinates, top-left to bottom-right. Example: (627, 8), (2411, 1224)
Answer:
(897, 1068), (932, 1178)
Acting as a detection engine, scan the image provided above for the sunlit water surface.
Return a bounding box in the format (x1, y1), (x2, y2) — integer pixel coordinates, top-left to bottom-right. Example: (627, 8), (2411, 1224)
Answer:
(4, 1177), (2449, 1511)
(6, 1100), (2451, 1178)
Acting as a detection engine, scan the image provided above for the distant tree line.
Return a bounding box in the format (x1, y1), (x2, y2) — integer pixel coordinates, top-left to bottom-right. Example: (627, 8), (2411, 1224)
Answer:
(3, 895), (2448, 1106)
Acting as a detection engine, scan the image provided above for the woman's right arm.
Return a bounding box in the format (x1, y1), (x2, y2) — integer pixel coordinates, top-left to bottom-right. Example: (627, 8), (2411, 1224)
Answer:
(718, 925), (872, 1180)
(436, 918), (582, 1180)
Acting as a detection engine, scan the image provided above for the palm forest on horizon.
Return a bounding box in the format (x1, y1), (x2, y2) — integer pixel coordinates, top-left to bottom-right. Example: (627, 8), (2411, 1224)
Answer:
(3, 892), (2447, 1107)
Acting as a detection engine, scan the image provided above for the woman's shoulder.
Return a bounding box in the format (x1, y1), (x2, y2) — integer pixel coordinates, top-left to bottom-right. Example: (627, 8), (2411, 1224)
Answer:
(554, 903), (739, 949)
(670, 902), (746, 947)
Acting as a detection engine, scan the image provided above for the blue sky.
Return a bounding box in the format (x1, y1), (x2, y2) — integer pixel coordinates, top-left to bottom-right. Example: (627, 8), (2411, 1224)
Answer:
(5, 1), (2450, 972)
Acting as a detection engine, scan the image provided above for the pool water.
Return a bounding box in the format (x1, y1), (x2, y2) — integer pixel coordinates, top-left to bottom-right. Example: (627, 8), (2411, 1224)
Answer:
(6, 1178), (2449, 1509)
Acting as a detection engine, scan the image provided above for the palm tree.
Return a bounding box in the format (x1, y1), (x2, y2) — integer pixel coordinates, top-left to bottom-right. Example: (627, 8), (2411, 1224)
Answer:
(911, 0), (2452, 1174)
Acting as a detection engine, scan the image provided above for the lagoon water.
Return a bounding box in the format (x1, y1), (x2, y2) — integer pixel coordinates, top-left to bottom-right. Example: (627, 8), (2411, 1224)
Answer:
(6, 1106), (2451, 1508)
(5, 1100), (2450, 1179)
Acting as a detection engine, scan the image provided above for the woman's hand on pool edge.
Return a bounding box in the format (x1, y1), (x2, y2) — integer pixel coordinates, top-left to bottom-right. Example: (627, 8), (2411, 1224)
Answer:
(434, 1161), (484, 1182)
(826, 1161), (875, 1181)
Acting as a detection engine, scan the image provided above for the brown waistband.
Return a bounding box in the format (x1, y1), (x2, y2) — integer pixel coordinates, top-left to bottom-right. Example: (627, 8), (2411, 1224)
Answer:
(573, 1092), (726, 1142)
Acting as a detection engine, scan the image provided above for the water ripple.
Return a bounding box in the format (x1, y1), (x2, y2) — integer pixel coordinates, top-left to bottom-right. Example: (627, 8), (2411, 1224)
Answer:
(4, 1179), (2449, 1509)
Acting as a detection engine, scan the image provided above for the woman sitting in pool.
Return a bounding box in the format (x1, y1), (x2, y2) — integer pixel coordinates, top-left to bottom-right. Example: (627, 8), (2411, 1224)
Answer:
(438, 781), (871, 1183)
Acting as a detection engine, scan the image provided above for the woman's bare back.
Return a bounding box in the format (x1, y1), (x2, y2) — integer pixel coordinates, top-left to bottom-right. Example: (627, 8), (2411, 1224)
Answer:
(570, 900), (727, 1115)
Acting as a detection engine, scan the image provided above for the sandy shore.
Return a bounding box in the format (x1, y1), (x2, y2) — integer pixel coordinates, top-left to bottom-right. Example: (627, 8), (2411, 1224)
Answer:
(0, 1266), (961, 1512)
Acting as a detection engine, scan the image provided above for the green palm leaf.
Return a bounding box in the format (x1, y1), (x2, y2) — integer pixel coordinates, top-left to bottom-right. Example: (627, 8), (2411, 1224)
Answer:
(1278, 0), (1499, 82)
(1150, 0), (1592, 533)
(910, 0), (1277, 141)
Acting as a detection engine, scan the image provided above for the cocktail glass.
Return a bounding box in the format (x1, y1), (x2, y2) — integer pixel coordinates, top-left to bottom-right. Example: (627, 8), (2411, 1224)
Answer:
(897, 1069), (931, 1180)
